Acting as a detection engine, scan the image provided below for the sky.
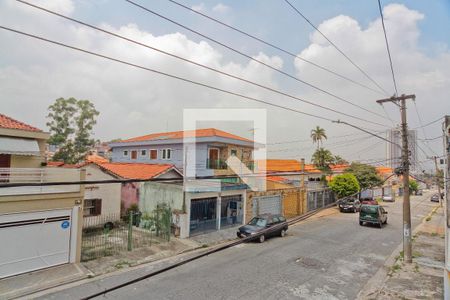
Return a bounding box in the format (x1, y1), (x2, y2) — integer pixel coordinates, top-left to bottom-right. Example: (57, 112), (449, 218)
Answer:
(1, 0), (449, 171)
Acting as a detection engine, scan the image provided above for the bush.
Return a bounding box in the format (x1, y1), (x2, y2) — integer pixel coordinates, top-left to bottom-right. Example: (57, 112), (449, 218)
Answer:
(328, 173), (360, 199)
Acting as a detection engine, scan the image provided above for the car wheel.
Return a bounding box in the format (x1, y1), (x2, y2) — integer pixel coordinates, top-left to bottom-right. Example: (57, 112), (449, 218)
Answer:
(339, 208), (343, 213)
(280, 229), (286, 237)
(378, 222), (383, 228)
(384, 219), (388, 224)
(359, 221), (363, 226)
(259, 234), (265, 243)
(353, 207), (357, 213)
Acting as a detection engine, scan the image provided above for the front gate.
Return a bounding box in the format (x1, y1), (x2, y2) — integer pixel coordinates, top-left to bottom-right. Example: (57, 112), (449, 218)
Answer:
(189, 197), (217, 236)
(252, 195), (282, 217)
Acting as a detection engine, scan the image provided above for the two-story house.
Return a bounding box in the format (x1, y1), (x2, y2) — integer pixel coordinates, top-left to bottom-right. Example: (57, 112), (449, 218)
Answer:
(0, 113), (84, 279)
(109, 128), (256, 237)
(109, 128), (256, 177)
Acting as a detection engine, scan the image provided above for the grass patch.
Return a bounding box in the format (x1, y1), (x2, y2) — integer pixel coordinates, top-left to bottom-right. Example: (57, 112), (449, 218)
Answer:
(391, 264), (402, 273)
(431, 232), (438, 237)
(201, 244), (209, 248)
(114, 260), (131, 269)
(425, 216), (431, 222)
(412, 251), (422, 258)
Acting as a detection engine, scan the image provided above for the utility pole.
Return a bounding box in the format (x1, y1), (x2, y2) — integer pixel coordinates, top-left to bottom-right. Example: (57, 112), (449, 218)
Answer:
(376, 94), (415, 263)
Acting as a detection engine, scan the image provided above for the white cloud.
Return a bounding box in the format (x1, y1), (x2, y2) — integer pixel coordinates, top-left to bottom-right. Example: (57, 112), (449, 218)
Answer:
(191, 3), (205, 12)
(0, 2), (448, 169)
(212, 3), (230, 14)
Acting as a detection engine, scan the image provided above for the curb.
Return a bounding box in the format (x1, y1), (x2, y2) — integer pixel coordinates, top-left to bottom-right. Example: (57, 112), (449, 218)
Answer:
(357, 203), (441, 299)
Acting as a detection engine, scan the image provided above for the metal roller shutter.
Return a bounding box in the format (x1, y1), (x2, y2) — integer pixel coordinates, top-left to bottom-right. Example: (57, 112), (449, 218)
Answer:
(252, 195), (281, 216)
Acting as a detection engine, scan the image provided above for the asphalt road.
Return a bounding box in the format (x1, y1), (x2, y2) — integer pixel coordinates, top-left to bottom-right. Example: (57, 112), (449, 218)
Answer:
(40, 191), (437, 300)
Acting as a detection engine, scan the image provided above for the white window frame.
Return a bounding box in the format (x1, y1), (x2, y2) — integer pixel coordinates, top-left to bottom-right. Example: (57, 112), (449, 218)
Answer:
(149, 149), (158, 160)
(161, 148), (172, 160)
(123, 150), (129, 157)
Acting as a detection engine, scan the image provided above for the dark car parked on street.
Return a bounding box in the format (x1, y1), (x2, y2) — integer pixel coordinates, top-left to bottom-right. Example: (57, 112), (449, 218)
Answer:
(237, 214), (288, 243)
(359, 204), (388, 228)
(431, 194), (440, 202)
(338, 197), (361, 213)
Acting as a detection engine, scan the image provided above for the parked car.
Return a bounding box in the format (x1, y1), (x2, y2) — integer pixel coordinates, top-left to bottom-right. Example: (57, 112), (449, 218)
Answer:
(431, 194), (440, 202)
(237, 214), (288, 243)
(359, 204), (388, 228)
(361, 199), (378, 205)
(382, 195), (394, 202)
(338, 198), (361, 213)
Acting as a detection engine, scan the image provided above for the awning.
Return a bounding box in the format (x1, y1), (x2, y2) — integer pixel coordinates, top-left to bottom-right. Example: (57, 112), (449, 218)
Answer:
(0, 137), (41, 156)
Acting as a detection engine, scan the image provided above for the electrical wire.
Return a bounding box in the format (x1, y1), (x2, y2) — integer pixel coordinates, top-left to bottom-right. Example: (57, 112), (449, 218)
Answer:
(0, 25), (343, 124)
(377, 0), (398, 96)
(12, 0), (389, 127)
(412, 116), (443, 129)
(284, 0), (390, 96)
(124, 0), (391, 125)
(166, 0), (385, 96)
(412, 101), (439, 156)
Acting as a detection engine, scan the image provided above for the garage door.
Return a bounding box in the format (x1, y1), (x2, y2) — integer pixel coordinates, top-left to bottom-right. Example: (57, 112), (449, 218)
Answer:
(0, 209), (73, 279)
(252, 195), (281, 216)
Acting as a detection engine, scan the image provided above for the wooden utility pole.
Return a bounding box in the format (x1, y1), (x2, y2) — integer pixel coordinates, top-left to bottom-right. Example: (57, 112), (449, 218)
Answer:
(376, 94), (415, 263)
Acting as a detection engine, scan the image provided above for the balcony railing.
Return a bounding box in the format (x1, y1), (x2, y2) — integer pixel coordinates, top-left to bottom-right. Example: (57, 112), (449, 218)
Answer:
(206, 159), (227, 170)
(206, 159), (255, 171)
(0, 168), (81, 196)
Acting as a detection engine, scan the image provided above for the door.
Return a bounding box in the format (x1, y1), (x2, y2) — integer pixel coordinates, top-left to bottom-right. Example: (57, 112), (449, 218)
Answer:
(190, 197), (217, 235)
(208, 148), (219, 169)
(252, 195), (281, 216)
(0, 209), (72, 279)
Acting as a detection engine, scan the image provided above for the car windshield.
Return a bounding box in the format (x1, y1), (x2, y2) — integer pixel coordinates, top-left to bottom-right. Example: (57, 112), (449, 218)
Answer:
(361, 206), (378, 214)
(248, 217), (267, 227)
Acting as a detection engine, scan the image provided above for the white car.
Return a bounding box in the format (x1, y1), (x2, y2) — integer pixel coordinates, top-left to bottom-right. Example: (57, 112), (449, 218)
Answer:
(382, 195), (394, 202)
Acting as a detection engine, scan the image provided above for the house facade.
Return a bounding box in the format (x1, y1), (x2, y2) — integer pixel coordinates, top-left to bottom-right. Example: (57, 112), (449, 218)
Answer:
(109, 128), (257, 177)
(0, 114), (84, 279)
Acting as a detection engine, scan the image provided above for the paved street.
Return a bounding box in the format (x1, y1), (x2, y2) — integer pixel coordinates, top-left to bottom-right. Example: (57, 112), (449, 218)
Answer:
(39, 192), (437, 300)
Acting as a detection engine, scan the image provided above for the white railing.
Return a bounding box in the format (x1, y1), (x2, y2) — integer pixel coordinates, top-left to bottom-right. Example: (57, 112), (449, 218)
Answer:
(0, 168), (81, 196)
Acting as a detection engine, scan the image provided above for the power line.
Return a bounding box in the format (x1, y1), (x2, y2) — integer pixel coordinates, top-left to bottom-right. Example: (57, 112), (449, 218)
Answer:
(419, 135), (443, 141)
(166, 0), (385, 96)
(125, 0), (391, 125)
(284, 0), (390, 96)
(12, 0), (389, 128)
(412, 100), (438, 156)
(412, 116), (443, 129)
(377, 0), (398, 96)
(0, 25), (340, 123)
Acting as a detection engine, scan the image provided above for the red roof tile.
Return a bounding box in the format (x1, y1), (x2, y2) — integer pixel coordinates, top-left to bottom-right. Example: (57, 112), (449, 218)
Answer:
(86, 154), (109, 164)
(97, 163), (178, 180)
(0, 113), (42, 132)
(120, 128), (253, 144)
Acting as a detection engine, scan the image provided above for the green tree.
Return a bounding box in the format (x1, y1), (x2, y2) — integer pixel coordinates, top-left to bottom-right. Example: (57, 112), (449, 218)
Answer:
(47, 97), (99, 164)
(312, 148), (334, 173)
(409, 180), (419, 194)
(333, 155), (348, 165)
(310, 126), (327, 149)
(328, 173), (360, 199)
(345, 162), (383, 190)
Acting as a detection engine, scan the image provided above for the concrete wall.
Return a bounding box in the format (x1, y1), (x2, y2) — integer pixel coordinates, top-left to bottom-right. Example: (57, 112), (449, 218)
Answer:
(83, 164), (121, 220)
(139, 182), (184, 213)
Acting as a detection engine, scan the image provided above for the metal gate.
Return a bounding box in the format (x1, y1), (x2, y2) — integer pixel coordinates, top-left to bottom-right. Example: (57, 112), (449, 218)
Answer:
(221, 195), (243, 228)
(307, 189), (335, 211)
(190, 197), (217, 236)
(252, 195), (281, 217)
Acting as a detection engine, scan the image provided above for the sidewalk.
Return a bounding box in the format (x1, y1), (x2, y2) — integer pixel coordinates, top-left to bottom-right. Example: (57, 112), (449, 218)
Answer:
(359, 204), (445, 299)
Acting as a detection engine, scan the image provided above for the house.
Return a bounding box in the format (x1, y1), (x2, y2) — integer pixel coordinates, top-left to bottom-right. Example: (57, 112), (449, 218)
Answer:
(0, 113), (84, 279)
(95, 162), (182, 213)
(139, 179), (248, 238)
(108, 128), (258, 177)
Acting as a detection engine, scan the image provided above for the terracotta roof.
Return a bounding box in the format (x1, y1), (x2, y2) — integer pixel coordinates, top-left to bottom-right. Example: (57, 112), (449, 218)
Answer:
(0, 113), (42, 132)
(119, 128), (253, 144)
(86, 154), (109, 164)
(267, 176), (288, 183)
(257, 159), (302, 172)
(97, 163), (178, 180)
(376, 166), (394, 175)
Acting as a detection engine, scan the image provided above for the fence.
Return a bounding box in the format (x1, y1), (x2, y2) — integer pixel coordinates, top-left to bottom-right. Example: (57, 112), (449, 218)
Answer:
(81, 204), (171, 261)
(307, 189), (335, 211)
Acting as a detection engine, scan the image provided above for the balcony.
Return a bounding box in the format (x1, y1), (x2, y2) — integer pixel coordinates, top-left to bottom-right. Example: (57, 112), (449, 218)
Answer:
(0, 168), (81, 196)
(206, 159), (227, 170)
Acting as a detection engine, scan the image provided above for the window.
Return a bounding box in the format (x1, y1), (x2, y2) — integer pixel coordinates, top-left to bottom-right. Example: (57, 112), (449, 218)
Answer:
(141, 150), (147, 157)
(162, 148), (172, 160)
(230, 149), (237, 156)
(149, 149), (158, 160)
(131, 150), (137, 160)
(123, 150), (129, 157)
(84, 199), (102, 216)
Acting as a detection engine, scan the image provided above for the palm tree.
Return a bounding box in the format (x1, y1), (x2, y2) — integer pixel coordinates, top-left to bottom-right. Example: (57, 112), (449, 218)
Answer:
(312, 148), (334, 172)
(310, 126), (327, 149)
